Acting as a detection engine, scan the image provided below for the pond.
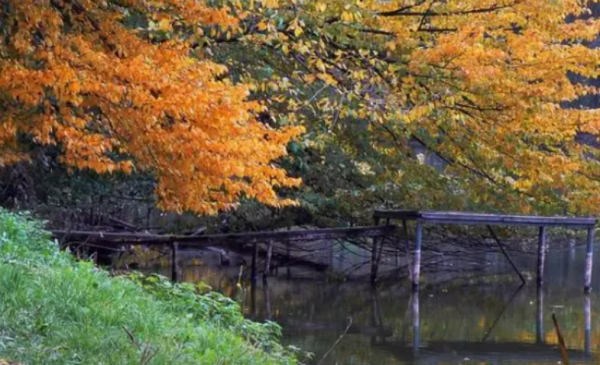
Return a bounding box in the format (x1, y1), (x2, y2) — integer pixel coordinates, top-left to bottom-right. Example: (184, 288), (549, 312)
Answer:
(134, 245), (600, 365)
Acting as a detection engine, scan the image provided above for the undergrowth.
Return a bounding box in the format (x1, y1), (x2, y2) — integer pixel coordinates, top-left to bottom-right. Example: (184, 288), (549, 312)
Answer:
(0, 209), (299, 365)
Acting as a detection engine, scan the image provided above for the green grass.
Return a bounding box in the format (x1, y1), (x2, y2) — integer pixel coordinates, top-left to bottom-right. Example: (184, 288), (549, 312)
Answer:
(0, 209), (299, 365)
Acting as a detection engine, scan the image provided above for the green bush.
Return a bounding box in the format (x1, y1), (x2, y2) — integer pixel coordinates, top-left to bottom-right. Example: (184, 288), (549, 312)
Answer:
(0, 209), (298, 365)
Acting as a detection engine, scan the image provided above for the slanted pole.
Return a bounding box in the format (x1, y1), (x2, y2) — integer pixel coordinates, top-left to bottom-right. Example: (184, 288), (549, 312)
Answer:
(584, 227), (595, 294)
(171, 241), (179, 282)
(537, 226), (547, 286)
(487, 226), (525, 285)
(264, 240), (273, 281)
(371, 217), (381, 284)
(412, 222), (422, 291)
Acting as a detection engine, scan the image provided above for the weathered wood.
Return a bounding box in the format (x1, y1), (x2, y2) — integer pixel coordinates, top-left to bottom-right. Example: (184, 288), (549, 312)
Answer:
(412, 222), (422, 291)
(537, 226), (547, 286)
(52, 225), (397, 246)
(374, 210), (596, 227)
(584, 227), (595, 293)
(171, 242), (179, 282)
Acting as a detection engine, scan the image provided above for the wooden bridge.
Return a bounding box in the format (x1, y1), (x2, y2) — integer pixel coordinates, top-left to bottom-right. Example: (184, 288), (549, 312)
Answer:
(373, 210), (597, 292)
(53, 209), (597, 292)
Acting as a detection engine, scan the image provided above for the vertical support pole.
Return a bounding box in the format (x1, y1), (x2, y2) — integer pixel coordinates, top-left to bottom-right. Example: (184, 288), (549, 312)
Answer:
(585, 295), (592, 355)
(536, 285), (544, 344)
(412, 222), (422, 291)
(585, 227), (595, 294)
(537, 226), (546, 286)
(411, 290), (420, 357)
(371, 217), (381, 285)
(403, 219), (413, 281)
(171, 241), (179, 283)
(264, 240), (273, 281)
(251, 242), (258, 282)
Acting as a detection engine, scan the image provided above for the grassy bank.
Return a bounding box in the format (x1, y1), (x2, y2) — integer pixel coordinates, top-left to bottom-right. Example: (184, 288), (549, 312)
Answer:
(0, 210), (299, 365)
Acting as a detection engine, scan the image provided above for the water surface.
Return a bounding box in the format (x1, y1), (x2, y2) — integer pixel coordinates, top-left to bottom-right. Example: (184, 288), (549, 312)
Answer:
(135, 245), (600, 365)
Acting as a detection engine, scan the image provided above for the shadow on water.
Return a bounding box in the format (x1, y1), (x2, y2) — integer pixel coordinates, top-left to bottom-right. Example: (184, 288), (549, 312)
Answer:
(130, 245), (600, 365)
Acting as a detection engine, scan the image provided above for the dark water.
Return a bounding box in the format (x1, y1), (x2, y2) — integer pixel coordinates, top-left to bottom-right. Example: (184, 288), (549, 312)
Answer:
(131, 246), (600, 365)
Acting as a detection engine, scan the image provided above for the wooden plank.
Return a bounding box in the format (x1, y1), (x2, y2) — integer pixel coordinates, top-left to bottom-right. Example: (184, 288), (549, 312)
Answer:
(373, 210), (596, 227)
(52, 225), (397, 246)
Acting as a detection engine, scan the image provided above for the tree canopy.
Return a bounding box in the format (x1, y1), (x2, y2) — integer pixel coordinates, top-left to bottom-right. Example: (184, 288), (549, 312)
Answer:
(2, 0), (600, 217)
(0, 0), (301, 214)
(206, 0), (600, 215)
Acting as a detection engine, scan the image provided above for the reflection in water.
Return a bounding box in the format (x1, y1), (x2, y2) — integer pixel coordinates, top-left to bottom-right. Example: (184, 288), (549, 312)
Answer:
(536, 285), (544, 344)
(133, 246), (600, 365)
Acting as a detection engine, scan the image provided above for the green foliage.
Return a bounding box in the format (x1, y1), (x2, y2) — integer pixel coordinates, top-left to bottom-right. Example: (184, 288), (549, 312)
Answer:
(126, 272), (290, 356)
(0, 209), (298, 365)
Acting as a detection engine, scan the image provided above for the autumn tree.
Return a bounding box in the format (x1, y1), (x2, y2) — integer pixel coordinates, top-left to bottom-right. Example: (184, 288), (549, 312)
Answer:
(0, 0), (302, 215)
(199, 0), (600, 217)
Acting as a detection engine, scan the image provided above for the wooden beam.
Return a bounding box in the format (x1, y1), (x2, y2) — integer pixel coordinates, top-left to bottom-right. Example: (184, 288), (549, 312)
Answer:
(52, 225), (397, 246)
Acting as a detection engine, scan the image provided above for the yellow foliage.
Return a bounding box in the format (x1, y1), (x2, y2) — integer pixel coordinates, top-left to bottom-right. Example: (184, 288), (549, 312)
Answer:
(0, 0), (301, 215)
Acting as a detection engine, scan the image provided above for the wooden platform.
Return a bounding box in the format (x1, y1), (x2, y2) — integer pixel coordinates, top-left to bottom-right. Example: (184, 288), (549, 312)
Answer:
(374, 210), (596, 227)
(373, 209), (597, 292)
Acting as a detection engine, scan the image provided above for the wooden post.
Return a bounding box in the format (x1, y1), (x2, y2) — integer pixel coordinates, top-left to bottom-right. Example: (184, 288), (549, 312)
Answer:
(412, 222), (422, 291)
(251, 242), (258, 282)
(264, 240), (273, 281)
(171, 241), (179, 282)
(584, 227), (595, 294)
(537, 226), (546, 286)
(371, 217), (381, 284)
(403, 220), (413, 281)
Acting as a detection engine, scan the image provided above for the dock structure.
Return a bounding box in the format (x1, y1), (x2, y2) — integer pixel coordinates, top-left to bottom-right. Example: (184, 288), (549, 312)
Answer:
(53, 225), (397, 282)
(373, 210), (597, 293)
(54, 209), (597, 291)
